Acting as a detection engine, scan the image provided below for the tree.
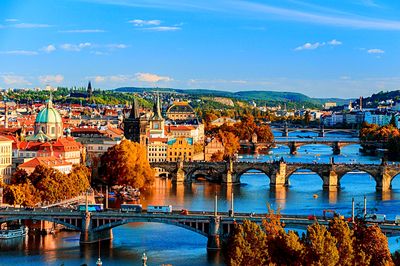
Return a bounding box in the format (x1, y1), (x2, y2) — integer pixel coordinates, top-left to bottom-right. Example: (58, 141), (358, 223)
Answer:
(210, 150), (224, 162)
(100, 140), (155, 188)
(217, 131), (240, 158)
(226, 220), (268, 266)
(353, 224), (394, 266)
(255, 124), (274, 143)
(304, 223), (339, 266)
(68, 164), (91, 194)
(328, 217), (355, 266)
(10, 168), (29, 185)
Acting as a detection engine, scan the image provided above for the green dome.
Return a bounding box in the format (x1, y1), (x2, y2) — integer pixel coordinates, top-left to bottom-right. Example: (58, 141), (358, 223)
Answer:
(35, 100), (62, 124)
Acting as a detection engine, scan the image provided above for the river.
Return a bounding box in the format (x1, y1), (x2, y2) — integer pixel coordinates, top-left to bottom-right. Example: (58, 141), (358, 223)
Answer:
(1, 132), (400, 265)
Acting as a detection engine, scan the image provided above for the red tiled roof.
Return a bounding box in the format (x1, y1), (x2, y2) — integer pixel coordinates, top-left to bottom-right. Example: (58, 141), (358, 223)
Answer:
(19, 156), (72, 169)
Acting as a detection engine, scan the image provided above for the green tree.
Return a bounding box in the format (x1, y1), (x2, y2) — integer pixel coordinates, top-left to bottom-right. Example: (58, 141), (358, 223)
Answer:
(100, 140), (155, 188)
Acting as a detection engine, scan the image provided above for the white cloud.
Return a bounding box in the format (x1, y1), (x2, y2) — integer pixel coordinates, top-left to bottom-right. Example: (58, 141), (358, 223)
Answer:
(135, 72), (173, 82)
(38, 74), (64, 84)
(60, 42), (92, 52)
(1, 75), (31, 85)
(367, 48), (385, 54)
(59, 29), (105, 33)
(106, 44), (128, 49)
(41, 44), (56, 53)
(0, 50), (38, 55)
(90, 51), (109, 55)
(94, 76), (106, 83)
(5, 19), (18, 22)
(142, 26), (181, 31)
(128, 19), (161, 26)
(12, 23), (52, 28)
(328, 39), (342, 46)
(294, 42), (325, 51)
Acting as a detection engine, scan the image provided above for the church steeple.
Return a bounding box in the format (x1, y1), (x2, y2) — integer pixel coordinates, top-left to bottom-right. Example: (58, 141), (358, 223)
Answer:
(152, 94), (162, 119)
(87, 81), (93, 98)
(129, 97), (140, 119)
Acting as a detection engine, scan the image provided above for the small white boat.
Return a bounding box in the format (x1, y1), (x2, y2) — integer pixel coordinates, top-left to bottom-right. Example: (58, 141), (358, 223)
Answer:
(0, 226), (28, 239)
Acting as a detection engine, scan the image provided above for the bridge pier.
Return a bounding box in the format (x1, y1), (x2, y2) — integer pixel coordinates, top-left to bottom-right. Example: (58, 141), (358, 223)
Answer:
(323, 171), (339, 191)
(332, 142), (341, 155)
(207, 216), (221, 250)
(79, 212), (113, 244)
(270, 162), (287, 189)
(288, 142), (298, 155)
(376, 169), (392, 193)
(80, 228), (113, 244)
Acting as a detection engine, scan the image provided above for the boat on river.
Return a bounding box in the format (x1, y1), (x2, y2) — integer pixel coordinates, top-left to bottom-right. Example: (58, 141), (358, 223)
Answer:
(0, 226), (28, 239)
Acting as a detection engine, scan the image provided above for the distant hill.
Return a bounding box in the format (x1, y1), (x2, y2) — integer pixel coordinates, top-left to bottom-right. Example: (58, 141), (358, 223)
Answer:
(115, 87), (351, 107)
(362, 90), (400, 107)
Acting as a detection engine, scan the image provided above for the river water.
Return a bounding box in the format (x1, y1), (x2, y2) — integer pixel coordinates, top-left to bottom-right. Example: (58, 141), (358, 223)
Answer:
(1, 132), (400, 265)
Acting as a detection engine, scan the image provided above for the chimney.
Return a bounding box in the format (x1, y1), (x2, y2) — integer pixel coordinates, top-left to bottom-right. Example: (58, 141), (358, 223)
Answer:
(359, 96), (363, 111)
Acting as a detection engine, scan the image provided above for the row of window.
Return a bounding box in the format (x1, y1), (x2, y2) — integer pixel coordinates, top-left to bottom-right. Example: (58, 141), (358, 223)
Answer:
(148, 147), (167, 152)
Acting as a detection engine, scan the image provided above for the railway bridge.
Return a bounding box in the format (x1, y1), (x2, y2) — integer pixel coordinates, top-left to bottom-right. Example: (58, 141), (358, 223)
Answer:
(151, 160), (400, 192)
(1, 208), (400, 250)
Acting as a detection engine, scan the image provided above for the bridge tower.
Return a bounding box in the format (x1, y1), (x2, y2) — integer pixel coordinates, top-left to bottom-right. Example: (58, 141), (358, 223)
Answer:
(282, 122), (289, 137)
(270, 160), (287, 189)
(318, 125), (325, 137)
(223, 158), (237, 183)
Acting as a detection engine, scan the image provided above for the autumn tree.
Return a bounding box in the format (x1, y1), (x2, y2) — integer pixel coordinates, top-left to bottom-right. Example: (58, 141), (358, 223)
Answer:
(226, 220), (268, 266)
(304, 223), (339, 266)
(353, 223), (394, 266)
(210, 150), (224, 162)
(100, 140), (155, 189)
(10, 168), (29, 185)
(217, 130), (240, 158)
(328, 217), (355, 266)
(255, 124), (274, 143)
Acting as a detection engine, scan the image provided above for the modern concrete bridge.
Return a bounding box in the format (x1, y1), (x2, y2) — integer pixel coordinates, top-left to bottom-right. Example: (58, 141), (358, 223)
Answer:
(151, 160), (400, 192)
(1, 208), (400, 250)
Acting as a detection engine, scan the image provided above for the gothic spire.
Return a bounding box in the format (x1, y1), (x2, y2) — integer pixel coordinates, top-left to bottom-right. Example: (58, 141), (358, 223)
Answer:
(87, 81), (93, 98)
(129, 97), (140, 119)
(152, 93), (162, 119)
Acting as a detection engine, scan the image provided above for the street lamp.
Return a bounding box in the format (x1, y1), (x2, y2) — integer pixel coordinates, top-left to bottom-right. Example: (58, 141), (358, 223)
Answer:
(142, 253), (148, 266)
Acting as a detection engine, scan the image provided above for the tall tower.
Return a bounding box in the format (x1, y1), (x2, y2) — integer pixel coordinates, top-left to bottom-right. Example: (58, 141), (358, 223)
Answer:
(149, 94), (165, 138)
(359, 96), (363, 111)
(87, 81), (93, 98)
(123, 97), (141, 143)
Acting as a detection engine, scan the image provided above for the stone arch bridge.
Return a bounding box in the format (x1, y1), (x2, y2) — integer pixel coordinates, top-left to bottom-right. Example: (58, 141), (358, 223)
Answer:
(151, 160), (400, 192)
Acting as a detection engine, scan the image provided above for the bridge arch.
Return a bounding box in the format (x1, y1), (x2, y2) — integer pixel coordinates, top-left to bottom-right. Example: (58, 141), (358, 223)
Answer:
(0, 216), (81, 231)
(92, 218), (209, 237)
(235, 167), (272, 183)
(186, 166), (221, 182)
(285, 168), (324, 186)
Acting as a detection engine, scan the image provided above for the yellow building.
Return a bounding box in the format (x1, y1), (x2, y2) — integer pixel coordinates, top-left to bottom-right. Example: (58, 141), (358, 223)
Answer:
(167, 137), (194, 162)
(0, 136), (12, 184)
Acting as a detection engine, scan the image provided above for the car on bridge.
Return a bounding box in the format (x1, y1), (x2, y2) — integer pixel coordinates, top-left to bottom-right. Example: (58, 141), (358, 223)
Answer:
(365, 214), (386, 223)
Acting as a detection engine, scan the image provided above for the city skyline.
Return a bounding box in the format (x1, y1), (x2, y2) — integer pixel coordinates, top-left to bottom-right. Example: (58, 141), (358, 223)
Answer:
(1, 0), (400, 98)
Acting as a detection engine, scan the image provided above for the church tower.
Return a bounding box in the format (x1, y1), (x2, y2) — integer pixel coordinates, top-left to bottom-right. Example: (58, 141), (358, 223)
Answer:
(149, 94), (165, 138)
(87, 81), (93, 98)
(123, 97), (141, 143)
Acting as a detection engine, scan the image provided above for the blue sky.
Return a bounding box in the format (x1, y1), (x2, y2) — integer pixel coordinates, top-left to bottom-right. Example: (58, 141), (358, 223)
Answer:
(1, 0), (400, 98)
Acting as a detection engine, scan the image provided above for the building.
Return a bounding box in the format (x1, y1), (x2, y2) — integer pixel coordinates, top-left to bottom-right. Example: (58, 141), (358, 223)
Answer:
(147, 137), (168, 162)
(204, 138), (224, 161)
(167, 137), (194, 162)
(123, 98), (141, 143)
(18, 156), (73, 174)
(0, 136), (13, 184)
(166, 102), (196, 122)
(149, 95), (165, 138)
(209, 117), (238, 127)
(32, 97), (63, 140)
(324, 102), (337, 110)
(165, 124), (204, 143)
(364, 111), (393, 127)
